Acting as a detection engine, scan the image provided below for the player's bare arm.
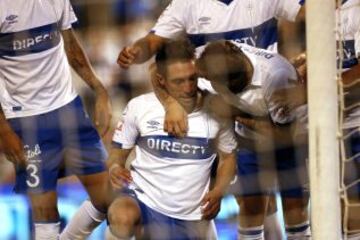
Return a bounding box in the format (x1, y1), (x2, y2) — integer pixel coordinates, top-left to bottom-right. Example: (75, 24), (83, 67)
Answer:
(149, 63), (188, 137)
(117, 33), (168, 69)
(61, 28), (112, 137)
(107, 148), (133, 189)
(0, 106), (26, 168)
(201, 150), (236, 220)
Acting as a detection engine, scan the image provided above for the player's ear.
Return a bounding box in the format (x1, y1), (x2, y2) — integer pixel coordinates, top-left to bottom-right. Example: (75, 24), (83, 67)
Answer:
(224, 40), (240, 55)
(157, 73), (166, 86)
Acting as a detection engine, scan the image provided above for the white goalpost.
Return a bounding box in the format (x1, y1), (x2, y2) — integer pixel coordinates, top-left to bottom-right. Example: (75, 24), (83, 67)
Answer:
(306, 0), (342, 239)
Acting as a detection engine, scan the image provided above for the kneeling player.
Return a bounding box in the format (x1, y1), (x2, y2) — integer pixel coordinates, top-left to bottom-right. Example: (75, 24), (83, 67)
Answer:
(107, 40), (237, 239)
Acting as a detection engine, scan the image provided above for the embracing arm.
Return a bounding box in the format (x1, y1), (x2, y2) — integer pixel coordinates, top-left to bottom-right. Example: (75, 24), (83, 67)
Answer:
(0, 106), (26, 167)
(107, 147), (133, 189)
(61, 28), (112, 137)
(117, 33), (168, 69)
(201, 150), (236, 220)
(149, 63), (188, 137)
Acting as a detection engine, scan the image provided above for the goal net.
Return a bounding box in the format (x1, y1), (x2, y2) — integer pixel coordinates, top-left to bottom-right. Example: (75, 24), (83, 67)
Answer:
(307, 0), (360, 239)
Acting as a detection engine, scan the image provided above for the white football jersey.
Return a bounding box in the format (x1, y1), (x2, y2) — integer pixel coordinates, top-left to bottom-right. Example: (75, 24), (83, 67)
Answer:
(211, 42), (300, 139)
(0, 0), (78, 118)
(152, 0), (302, 93)
(337, 0), (360, 69)
(112, 92), (237, 220)
(337, 0), (360, 129)
(152, 0), (303, 54)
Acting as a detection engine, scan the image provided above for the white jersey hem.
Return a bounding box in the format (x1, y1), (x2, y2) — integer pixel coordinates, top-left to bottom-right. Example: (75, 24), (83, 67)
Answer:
(4, 93), (78, 119)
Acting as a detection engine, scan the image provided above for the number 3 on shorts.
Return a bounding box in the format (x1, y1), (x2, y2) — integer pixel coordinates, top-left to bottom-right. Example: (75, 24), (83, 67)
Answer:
(26, 164), (40, 187)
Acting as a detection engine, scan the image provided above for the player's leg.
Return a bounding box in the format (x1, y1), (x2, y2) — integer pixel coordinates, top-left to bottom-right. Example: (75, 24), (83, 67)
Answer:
(56, 97), (109, 239)
(8, 112), (66, 240)
(29, 191), (61, 240)
(231, 148), (269, 239)
(277, 144), (311, 239)
(236, 195), (268, 240)
(59, 172), (110, 240)
(264, 194), (284, 240)
(108, 195), (142, 238)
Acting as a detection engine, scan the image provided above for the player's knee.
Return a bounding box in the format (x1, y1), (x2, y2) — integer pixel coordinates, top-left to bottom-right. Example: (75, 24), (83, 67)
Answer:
(282, 197), (309, 225)
(236, 196), (267, 216)
(108, 198), (140, 238)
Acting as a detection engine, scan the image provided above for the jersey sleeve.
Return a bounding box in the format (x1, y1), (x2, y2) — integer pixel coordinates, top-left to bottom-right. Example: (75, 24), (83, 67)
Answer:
(112, 99), (139, 149)
(59, 0), (78, 30)
(216, 120), (237, 154)
(151, 0), (188, 39)
(263, 69), (299, 124)
(274, 0), (303, 22)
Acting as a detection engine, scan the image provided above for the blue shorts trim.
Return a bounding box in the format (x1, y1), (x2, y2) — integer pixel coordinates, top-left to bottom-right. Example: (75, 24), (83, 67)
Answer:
(9, 96), (107, 193)
(230, 143), (308, 198)
(118, 188), (209, 240)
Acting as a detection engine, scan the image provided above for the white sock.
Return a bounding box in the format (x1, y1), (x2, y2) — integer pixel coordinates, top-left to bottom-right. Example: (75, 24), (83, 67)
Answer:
(34, 222), (60, 240)
(60, 200), (106, 240)
(286, 220), (311, 239)
(104, 226), (135, 240)
(264, 212), (284, 240)
(238, 225), (264, 240)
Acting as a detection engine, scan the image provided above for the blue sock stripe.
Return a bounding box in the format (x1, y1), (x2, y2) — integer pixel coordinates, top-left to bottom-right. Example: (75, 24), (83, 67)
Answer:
(238, 229), (264, 236)
(286, 224), (310, 233)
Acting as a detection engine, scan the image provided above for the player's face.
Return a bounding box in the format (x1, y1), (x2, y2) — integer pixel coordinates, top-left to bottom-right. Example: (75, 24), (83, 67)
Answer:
(164, 61), (198, 107)
(197, 54), (244, 90)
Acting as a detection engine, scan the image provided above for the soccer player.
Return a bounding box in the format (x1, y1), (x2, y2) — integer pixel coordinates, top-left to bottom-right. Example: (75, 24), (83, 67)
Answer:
(117, 1), (305, 238)
(117, 0), (305, 136)
(196, 40), (310, 239)
(337, 0), (360, 238)
(106, 39), (237, 239)
(0, 0), (112, 239)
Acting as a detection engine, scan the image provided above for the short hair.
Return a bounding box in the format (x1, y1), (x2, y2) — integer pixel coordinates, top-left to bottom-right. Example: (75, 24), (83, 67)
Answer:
(197, 40), (248, 94)
(155, 39), (195, 78)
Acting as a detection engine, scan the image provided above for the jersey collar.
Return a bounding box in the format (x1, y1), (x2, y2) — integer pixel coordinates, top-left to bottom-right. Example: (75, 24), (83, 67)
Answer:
(217, 0), (234, 5)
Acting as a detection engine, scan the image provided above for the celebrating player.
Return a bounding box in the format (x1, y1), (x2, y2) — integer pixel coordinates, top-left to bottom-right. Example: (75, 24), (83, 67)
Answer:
(196, 40), (310, 239)
(0, 0), (112, 239)
(107, 39), (237, 239)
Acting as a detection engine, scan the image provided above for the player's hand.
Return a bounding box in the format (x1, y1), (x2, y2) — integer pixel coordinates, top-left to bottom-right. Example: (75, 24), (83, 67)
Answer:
(235, 116), (270, 134)
(200, 188), (223, 220)
(94, 88), (112, 138)
(109, 163), (132, 189)
(117, 46), (141, 69)
(291, 53), (307, 85)
(0, 126), (26, 168)
(164, 99), (188, 138)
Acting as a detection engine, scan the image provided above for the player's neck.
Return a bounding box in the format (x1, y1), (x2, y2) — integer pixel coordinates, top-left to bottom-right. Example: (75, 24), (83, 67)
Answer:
(183, 90), (203, 113)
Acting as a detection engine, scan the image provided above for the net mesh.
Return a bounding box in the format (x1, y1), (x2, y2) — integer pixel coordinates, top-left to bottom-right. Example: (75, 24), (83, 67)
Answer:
(336, 0), (360, 237)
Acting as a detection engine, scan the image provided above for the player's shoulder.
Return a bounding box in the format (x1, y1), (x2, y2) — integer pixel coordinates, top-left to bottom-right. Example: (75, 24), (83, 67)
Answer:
(343, 0), (360, 7)
(128, 92), (159, 108)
